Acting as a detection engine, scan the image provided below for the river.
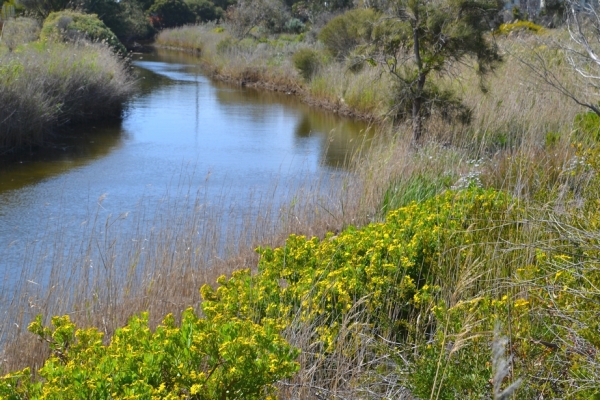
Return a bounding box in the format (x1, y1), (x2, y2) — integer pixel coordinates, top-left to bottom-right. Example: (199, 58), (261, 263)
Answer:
(0, 48), (373, 296)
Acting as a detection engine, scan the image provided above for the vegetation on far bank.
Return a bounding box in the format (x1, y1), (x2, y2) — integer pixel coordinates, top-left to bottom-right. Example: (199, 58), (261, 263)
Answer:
(0, 36), (133, 151)
(3, 0), (600, 398)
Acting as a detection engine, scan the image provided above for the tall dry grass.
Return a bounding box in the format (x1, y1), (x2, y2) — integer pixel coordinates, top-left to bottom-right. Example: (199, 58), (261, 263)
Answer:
(0, 40), (134, 152)
(3, 22), (600, 398)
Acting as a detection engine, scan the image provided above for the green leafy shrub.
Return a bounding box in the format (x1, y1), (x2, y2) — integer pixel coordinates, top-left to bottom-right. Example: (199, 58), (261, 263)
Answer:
(0, 306), (299, 398)
(284, 17), (305, 33)
(292, 47), (321, 81)
(0, 188), (522, 396)
(108, 0), (156, 41)
(41, 11), (127, 55)
(318, 8), (380, 59)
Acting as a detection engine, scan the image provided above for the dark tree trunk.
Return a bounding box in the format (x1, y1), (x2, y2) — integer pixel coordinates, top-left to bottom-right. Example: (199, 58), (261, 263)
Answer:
(411, 15), (426, 143)
(412, 73), (426, 143)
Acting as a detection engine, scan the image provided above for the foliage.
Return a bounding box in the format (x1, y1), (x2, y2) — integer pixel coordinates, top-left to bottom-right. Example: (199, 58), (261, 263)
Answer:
(41, 11), (127, 55)
(185, 0), (223, 22)
(224, 0), (289, 38)
(574, 111), (600, 143)
(371, 0), (502, 141)
(0, 307), (299, 399)
(292, 47), (321, 80)
(0, 17), (40, 51)
(288, 0), (351, 23)
(240, 189), (514, 346)
(148, 0), (196, 29)
(75, 0), (155, 41)
(318, 8), (380, 59)
(0, 41), (133, 150)
(0, 188), (518, 397)
(379, 171), (454, 216)
(1, 0), (22, 20)
(18, 0), (71, 19)
(283, 17), (304, 33)
(113, 0), (156, 40)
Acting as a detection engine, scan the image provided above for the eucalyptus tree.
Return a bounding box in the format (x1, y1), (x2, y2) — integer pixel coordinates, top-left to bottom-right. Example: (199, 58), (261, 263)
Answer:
(372, 0), (502, 142)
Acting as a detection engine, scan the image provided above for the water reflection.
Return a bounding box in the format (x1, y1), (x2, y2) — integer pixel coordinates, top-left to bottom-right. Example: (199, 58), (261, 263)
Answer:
(0, 123), (124, 194)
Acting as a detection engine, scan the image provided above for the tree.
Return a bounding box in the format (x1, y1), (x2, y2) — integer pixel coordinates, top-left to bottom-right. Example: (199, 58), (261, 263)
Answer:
(521, 1), (600, 117)
(371, 0), (502, 142)
(224, 0), (288, 38)
(148, 0), (195, 28)
(19, 0), (72, 19)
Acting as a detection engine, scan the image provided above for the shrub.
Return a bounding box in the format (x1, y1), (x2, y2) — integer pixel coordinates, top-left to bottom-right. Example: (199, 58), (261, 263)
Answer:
(495, 20), (544, 35)
(0, 307), (299, 398)
(284, 17), (305, 33)
(148, 0), (196, 29)
(104, 0), (156, 41)
(41, 11), (127, 55)
(574, 111), (600, 143)
(318, 8), (380, 59)
(0, 17), (40, 51)
(244, 188), (516, 346)
(0, 41), (134, 151)
(292, 47), (321, 81)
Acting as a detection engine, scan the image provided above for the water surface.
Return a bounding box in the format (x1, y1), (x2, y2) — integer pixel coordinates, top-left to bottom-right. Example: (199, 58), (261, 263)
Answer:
(0, 48), (373, 278)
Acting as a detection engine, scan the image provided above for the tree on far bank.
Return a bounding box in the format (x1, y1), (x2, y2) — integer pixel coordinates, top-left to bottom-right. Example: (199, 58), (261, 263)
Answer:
(148, 0), (195, 28)
(371, 0), (502, 142)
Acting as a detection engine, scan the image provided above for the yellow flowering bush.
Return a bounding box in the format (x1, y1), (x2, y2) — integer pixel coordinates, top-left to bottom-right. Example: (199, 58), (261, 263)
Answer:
(0, 307), (299, 399)
(0, 188), (521, 398)
(206, 189), (514, 351)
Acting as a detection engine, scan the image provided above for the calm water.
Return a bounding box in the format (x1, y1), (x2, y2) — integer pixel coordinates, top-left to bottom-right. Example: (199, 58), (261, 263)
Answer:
(0, 48), (373, 276)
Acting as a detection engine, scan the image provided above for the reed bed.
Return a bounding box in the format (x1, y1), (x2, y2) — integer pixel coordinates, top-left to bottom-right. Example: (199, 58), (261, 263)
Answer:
(0, 40), (134, 152)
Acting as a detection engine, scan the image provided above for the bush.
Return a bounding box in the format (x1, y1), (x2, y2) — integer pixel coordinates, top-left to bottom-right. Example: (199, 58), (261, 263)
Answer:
(41, 11), (127, 55)
(318, 8), (380, 59)
(0, 41), (134, 151)
(0, 308), (299, 398)
(495, 20), (544, 35)
(0, 17), (40, 51)
(284, 17), (305, 33)
(292, 47), (321, 81)
(97, 0), (156, 41)
(148, 0), (196, 29)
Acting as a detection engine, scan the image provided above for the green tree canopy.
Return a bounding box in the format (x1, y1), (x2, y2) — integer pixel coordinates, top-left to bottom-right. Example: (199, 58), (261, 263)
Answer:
(372, 0), (502, 141)
(148, 0), (196, 28)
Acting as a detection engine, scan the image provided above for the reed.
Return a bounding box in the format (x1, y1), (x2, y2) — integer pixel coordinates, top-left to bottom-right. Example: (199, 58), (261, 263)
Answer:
(0, 40), (134, 152)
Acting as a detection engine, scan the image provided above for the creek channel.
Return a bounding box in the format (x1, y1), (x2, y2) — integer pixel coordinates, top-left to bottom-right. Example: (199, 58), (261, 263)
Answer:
(0, 48), (374, 301)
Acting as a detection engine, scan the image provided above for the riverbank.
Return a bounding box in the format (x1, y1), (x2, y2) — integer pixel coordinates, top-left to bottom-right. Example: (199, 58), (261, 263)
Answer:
(155, 24), (390, 122)
(0, 40), (134, 153)
(3, 20), (600, 398)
